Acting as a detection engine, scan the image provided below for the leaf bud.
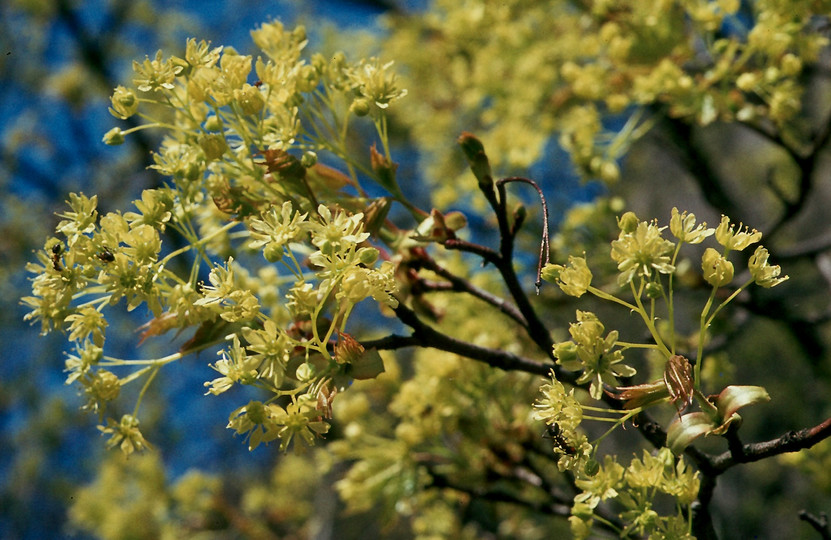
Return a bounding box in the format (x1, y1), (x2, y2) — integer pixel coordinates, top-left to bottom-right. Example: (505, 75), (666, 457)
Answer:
(458, 132), (493, 190)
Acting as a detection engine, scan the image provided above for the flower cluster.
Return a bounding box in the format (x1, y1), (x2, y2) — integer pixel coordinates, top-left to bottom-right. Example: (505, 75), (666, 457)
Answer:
(383, 0), (827, 191)
(24, 20), (410, 454)
(570, 448), (699, 539)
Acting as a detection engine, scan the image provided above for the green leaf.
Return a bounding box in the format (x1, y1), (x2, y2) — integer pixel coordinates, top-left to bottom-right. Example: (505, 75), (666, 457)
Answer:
(667, 412), (717, 455)
(716, 385), (770, 420)
(347, 348), (385, 380)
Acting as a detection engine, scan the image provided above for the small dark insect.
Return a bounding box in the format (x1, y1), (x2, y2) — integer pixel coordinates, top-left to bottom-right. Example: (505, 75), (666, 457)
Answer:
(543, 423), (577, 455)
(50, 244), (63, 271)
(97, 248), (115, 263)
(253, 80), (263, 88)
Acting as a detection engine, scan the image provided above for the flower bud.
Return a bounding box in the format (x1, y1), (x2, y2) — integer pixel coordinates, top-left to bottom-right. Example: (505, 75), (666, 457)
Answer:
(617, 211), (639, 233)
(350, 97), (371, 117)
(301, 151), (318, 168)
(204, 115), (223, 131)
(199, 134), (228, 161)
(358, 247), (379, 265)
(584, 459), (600, 477)
(702, 247), (734, 287)
(645, 281), (663, 299)
(263, 243), (283, 262)
(234, 83), (264, 115)
(296, 362), (315, 382)
(599, 161), (620, 183)
(102, 127), (125, 145)
(109, 86), (138, 119)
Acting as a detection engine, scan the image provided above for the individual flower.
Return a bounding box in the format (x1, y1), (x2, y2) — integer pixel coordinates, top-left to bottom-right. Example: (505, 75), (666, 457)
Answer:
(542, 256), (592, 297)
(99, 414), (153, 455)
(219, 51), (252, 91)
(151, 139), (206, 181)
(102, 127), (125, 145)
(234, 83), (265, 115)
(337, 261), (398, 309)
(286, 281), (319, 316)
(56, 193), (98, 238)
(250, 20), (307, 62)
(247, 201), (308, 262)
(714, 215), (762, 251)
(122, 224), (162, 263)
(132, 50), (182, 92)
(123, 188), (174, 230)
(533, 373), (584, 432)
(198, 133), (228, 161)
(64, 306), (108, 347)
(669, 207), (714, 244)
(610, 220), (676, 286)
(574, 455), (625, 508)
(227, 400), (284, 451)
(701, 247), (734, 287)
(196, 258), (238, 307)
(350, 57), (408, 109)
(270, 397), (330, 452)
(748, 246), (788, 288)
(185, 38), (222, 68)
(64, 341), (103, 384)
(555, 311), (637, 399)
(241, 319), (291, 386)
(307, 205), (369, 256)
(204, 336), (260, 395)
(82, 370), (121, 415)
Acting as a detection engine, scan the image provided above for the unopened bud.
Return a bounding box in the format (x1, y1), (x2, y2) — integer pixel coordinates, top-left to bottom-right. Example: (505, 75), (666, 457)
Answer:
(102, 127), (125, 145)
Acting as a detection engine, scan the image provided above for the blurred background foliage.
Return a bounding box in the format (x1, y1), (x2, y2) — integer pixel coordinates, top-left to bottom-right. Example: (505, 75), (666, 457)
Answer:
(3, 0), (831, 539)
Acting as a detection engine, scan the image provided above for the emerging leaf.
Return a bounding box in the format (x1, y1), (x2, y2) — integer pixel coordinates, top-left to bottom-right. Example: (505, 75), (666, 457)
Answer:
(667, 412), (717, 455)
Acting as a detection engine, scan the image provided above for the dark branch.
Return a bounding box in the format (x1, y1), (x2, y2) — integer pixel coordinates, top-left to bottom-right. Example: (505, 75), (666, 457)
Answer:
(800, 511), (831, 540)
(413, 253), (528, 327)
(711, 416), (831, 472)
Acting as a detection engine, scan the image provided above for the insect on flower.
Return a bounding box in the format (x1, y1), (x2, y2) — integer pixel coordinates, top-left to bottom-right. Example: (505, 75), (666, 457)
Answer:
(50, 243), (63, 271)
(543, 423), (577, 455)
(97, 248), (115, 263)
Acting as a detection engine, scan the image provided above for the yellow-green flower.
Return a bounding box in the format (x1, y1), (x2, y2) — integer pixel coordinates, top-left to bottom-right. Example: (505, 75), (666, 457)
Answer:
(702, 247), (734, 287)
(99, 414), (153, 455)
(748, 246), (788, 288)
(610, 220), (675, 286)
(65, 306), (108, 347)
(109, 86), (138, 119)
(132, 50), (182, 92)
(669, 207), (713, 244)
(555, 311), (637, 399)
(543, 256), (592, 297)
(714, 215), (762, 251)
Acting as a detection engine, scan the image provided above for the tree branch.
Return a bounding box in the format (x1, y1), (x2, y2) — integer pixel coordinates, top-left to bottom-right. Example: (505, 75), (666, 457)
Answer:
(377, 301), (556, 377)
(711, 416), (831, 472)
